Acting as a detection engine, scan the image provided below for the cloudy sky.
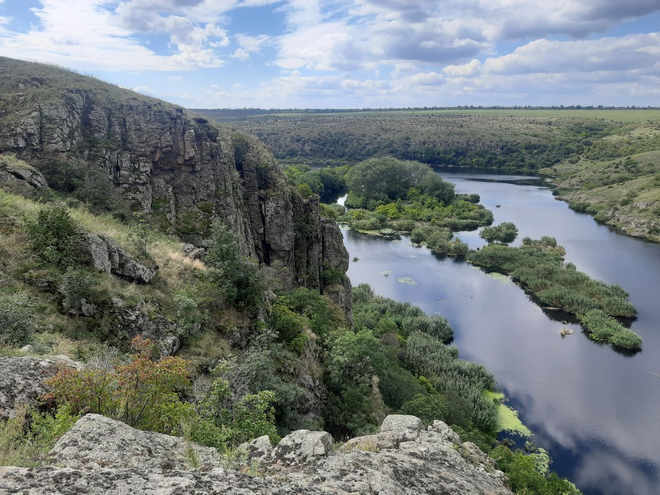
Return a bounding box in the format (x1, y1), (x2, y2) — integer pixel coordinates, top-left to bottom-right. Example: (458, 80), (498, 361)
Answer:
(1, 0), (659, 108)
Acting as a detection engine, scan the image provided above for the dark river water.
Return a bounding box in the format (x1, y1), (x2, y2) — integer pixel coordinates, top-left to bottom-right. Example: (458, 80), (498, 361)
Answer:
(339, 169), (660, 495)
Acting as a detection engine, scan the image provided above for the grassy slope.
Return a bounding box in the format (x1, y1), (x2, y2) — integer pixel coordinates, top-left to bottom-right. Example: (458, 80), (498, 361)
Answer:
(542, 150), (660, 242)
(0, 179), (221, 361)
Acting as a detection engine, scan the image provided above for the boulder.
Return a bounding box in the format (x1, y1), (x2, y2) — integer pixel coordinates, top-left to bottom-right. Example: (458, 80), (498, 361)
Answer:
(0, 356), (78, 420)
(81, 233), (157, 283)
(271, 430), (333, 464)
(238, 435), (273, 461)
(379, 414), (423, 435)
(50, 414), (222, 471)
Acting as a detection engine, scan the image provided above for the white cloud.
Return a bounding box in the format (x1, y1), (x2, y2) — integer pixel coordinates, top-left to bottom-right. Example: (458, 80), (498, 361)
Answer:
(232, 48), (250, 60)
(133, 85), (156, 95)
(235, 33), (270, 53)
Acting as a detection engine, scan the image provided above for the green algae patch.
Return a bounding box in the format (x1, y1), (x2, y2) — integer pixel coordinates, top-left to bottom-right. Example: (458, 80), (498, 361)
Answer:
(397, 277), (418, 286)
(486, 391), (532, 437)
(485, 272), (513, 285)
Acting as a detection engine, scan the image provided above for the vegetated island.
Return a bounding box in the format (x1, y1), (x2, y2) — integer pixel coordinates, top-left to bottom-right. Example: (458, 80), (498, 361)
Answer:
(468, 237), (641, 350)
(309, 157), (492, 257)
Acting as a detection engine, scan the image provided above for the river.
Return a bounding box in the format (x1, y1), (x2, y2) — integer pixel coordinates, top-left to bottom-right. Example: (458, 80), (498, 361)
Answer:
(339, 169), (660, 495)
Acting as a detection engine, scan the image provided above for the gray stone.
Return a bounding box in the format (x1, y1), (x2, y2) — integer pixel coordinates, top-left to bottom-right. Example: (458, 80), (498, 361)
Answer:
(0, 412), (511, 494)
(50, 414), (222, 471)
(238, 435), (273, 461)
(271, 430), (333, 464)
(380, 414), (423, 435)
(0, 356), (77, 420)
(81, 233), (157, 283)
(0, 57), (351, 320)
(429, 419), (461, 444)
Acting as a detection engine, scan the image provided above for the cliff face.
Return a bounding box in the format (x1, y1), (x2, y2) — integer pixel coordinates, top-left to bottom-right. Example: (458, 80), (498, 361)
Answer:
(0, 57), (350, 312)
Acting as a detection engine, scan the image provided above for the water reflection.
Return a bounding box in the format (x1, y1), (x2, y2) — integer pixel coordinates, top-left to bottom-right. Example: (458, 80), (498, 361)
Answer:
(340, 170), (660, 495)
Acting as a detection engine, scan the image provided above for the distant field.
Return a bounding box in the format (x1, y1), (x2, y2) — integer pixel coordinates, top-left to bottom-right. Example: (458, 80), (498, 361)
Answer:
(198, 108), (660, 123)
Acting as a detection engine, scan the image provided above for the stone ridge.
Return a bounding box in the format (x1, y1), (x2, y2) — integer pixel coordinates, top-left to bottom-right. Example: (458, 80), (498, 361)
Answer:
(0, 57), (350, 314)
(0, 412), (512, 494)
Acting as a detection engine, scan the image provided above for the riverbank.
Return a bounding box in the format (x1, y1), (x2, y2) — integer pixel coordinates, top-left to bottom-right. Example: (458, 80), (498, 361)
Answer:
(540, 151), (660, 243)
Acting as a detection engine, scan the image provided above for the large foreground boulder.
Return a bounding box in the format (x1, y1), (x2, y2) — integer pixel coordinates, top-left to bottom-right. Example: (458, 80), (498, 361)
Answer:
(0, 414), (512, 494)
(49, 414), (221, 471)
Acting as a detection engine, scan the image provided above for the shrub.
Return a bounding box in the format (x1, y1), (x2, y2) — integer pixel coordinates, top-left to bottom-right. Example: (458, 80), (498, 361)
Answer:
(0, 297), (35, 346)
(400, 393), (449, 425)
(24, 204), (83, 268)
(47, 337), (191, 433)
(206, 222), (264, 310)
(59, 267), (105, 314)
(480, 222), (518, 244)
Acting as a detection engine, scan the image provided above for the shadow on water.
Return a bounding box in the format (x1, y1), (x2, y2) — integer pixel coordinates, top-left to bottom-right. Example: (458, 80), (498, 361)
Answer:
(340, 169), (660, 495)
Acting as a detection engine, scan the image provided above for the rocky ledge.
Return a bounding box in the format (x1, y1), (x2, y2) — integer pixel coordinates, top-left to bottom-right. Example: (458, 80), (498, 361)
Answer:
(0, 413), (511, 494)
(0, 355), (79, 420)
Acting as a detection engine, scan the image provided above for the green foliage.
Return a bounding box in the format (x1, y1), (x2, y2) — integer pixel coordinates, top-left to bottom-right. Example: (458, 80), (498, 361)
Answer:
(346, 157), (455, 204)
(197, 377), (280, 446)
(469, 239), (641, 349)
(59, 267), (107, 314)
(37, 158), (129, 216)
(405, 331), (498, 432)
(24, 204), (83, 268)
(174, 292), (207, 340)
(491, 446), (582, 495)
(0, 404), (79, 467)
(579, 309), (642, 350)
(0, 296), (35, 346)
(47, 337), (191, 433)
(206, 222), (265, 310)
(400, 393), (449, 425)
(480, 222), (518, 244)
(285, 164), (348, 201)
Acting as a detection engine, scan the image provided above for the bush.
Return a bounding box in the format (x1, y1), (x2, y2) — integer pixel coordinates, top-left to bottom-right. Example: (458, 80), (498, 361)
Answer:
(24, 204), (83, 268)
(480, 222), (518, 244)
(59, 267), (106, 314)
(400, 393), (449, 425)
(0, 298), (35, 346)
(47, 337), (191, 433)
(491, 446), (581, 495)
(206, 222), (264, 310)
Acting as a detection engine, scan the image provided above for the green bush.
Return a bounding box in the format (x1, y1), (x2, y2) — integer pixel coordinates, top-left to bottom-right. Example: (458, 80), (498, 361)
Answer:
(400, 393), (449, 425)
(206, 222), (264, 310)
(0, 298), (35, 346)
(24, 204), (83, 268)
(480, 222), (518, 244)
(491, 446), (581, 495)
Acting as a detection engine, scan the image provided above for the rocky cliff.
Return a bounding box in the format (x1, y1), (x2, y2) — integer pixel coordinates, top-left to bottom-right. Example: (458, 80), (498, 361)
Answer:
(0, 57), (350, 313)
(0, 413), (512, 494)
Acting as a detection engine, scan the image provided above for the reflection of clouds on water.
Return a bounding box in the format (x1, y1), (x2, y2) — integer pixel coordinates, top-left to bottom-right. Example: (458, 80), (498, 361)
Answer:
(575, 450), (659, 495)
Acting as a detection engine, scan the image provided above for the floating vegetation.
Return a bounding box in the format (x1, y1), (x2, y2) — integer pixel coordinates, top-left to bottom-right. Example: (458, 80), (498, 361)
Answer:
(485, 272), (513, 285)
(397, 277), (418, 285)
(487, 392), (532, 437)
(560, 327), (574, 337)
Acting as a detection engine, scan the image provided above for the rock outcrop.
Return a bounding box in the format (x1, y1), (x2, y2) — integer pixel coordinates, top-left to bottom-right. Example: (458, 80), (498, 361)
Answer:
(0, 413), (512, 494)
(0, 57), (351, 314)
(0, 356), (79, 420)
(80, 233), (157, 283)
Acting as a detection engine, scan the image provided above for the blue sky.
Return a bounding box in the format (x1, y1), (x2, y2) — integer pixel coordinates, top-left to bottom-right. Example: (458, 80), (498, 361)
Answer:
(0, 0), (659, 108)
